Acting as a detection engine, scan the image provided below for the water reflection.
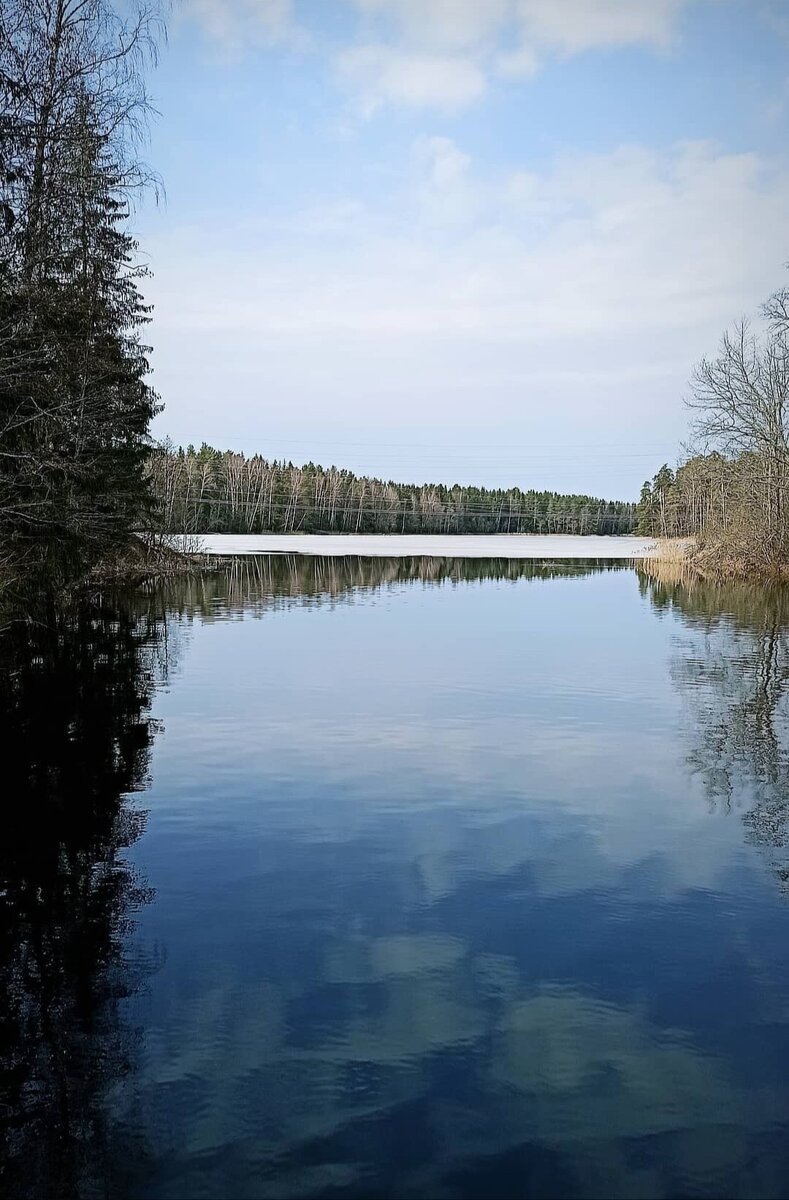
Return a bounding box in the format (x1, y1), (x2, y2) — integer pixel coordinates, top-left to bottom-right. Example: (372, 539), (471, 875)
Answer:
(641, 566), (789, 888)
(120, 558), (789, 1199)
(5, 558), (789, 1199)
(0, 598), (175, 1198)
(148, 554), (621, 622)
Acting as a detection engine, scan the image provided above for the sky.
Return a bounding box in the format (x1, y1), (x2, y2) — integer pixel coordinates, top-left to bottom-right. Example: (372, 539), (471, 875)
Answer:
(137, 0), (789, 498)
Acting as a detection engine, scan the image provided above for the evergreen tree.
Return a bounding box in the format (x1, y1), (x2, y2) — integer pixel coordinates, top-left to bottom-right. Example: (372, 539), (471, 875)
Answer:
(0, 1), (160, 591)
(635, 480), (655, 535)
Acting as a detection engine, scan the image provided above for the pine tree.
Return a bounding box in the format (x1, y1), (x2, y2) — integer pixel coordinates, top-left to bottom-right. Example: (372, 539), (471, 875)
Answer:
(635, 480), (655, 535)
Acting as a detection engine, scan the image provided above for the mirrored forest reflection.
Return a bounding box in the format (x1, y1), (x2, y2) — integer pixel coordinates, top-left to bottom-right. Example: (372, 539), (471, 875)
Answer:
(147, 553), (624, 622)
(639, 565), (789, 889)
(0, 597), (179, 1199)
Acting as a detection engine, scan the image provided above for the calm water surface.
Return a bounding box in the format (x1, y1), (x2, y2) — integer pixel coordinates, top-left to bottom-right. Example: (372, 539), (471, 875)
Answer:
(4, 556), (789, 1199)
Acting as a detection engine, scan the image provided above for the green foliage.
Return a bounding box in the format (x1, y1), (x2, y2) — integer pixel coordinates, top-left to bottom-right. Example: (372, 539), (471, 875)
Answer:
(635, 481), (654, 535)
(635, 464), (676, 536)
(149, 446), (637, 536)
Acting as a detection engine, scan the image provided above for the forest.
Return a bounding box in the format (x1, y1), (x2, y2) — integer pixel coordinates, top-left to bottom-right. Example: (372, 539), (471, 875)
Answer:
(147, 444), (636, 537)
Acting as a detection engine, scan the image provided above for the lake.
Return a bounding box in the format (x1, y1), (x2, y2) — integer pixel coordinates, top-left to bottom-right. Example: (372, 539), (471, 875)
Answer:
(3, 555), (789, 1199)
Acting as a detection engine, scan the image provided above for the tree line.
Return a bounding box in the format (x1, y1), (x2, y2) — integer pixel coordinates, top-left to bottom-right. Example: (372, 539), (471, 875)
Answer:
(636, 454), (743, 539)
(636, 280), (789, 571)
(0, 0), (161, 597)
(148, 443), (636, 537)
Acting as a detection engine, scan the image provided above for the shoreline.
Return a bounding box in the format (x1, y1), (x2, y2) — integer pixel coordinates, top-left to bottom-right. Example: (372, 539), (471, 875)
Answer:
(6, 535), (783, 612)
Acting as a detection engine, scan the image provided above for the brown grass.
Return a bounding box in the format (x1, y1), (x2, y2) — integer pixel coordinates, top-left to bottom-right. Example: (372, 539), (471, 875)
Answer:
(638, 535), (789, 583)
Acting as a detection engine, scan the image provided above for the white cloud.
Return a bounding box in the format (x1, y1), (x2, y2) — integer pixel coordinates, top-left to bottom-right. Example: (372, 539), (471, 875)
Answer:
(347, 0), (686, 54)
(418, 135), (471, 187)
(336, 0), (704, 101)
(349, 0), (511, 50)
(149, 140), (789, 343)
(145, 137), (789, 492)
(496, 45), (539, 78)
(414, 135), (478, 223)
(336, 44), (486, 113)
(184, 0), (305, 49)
(185, 0), (705, 107)
(514, 0), (688, 55)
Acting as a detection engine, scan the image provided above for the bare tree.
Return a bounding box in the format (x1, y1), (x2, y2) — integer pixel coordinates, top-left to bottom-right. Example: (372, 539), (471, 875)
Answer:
(651, 282), (789, 568)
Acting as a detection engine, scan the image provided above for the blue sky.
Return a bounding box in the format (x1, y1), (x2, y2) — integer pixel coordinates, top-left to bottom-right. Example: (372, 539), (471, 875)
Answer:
(138, 1), (789, 497)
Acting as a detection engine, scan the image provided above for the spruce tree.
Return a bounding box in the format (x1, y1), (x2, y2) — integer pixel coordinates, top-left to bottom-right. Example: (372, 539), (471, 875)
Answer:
(0, 1), (161, 592)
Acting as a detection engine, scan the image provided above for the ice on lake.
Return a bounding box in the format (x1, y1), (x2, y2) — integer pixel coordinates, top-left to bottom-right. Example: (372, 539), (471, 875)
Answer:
(187, 533), (658, 558)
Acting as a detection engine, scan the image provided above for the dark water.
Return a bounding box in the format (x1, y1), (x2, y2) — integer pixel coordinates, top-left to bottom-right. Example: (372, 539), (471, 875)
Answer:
(4, 556), (789, 1199)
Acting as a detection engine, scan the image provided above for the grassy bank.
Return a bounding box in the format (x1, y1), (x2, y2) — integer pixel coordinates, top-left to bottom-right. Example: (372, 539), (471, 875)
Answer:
(647, 537), (789, 582)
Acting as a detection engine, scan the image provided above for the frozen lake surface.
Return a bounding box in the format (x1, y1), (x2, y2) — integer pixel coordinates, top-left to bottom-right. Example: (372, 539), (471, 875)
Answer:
(190, 533), (658, 558)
